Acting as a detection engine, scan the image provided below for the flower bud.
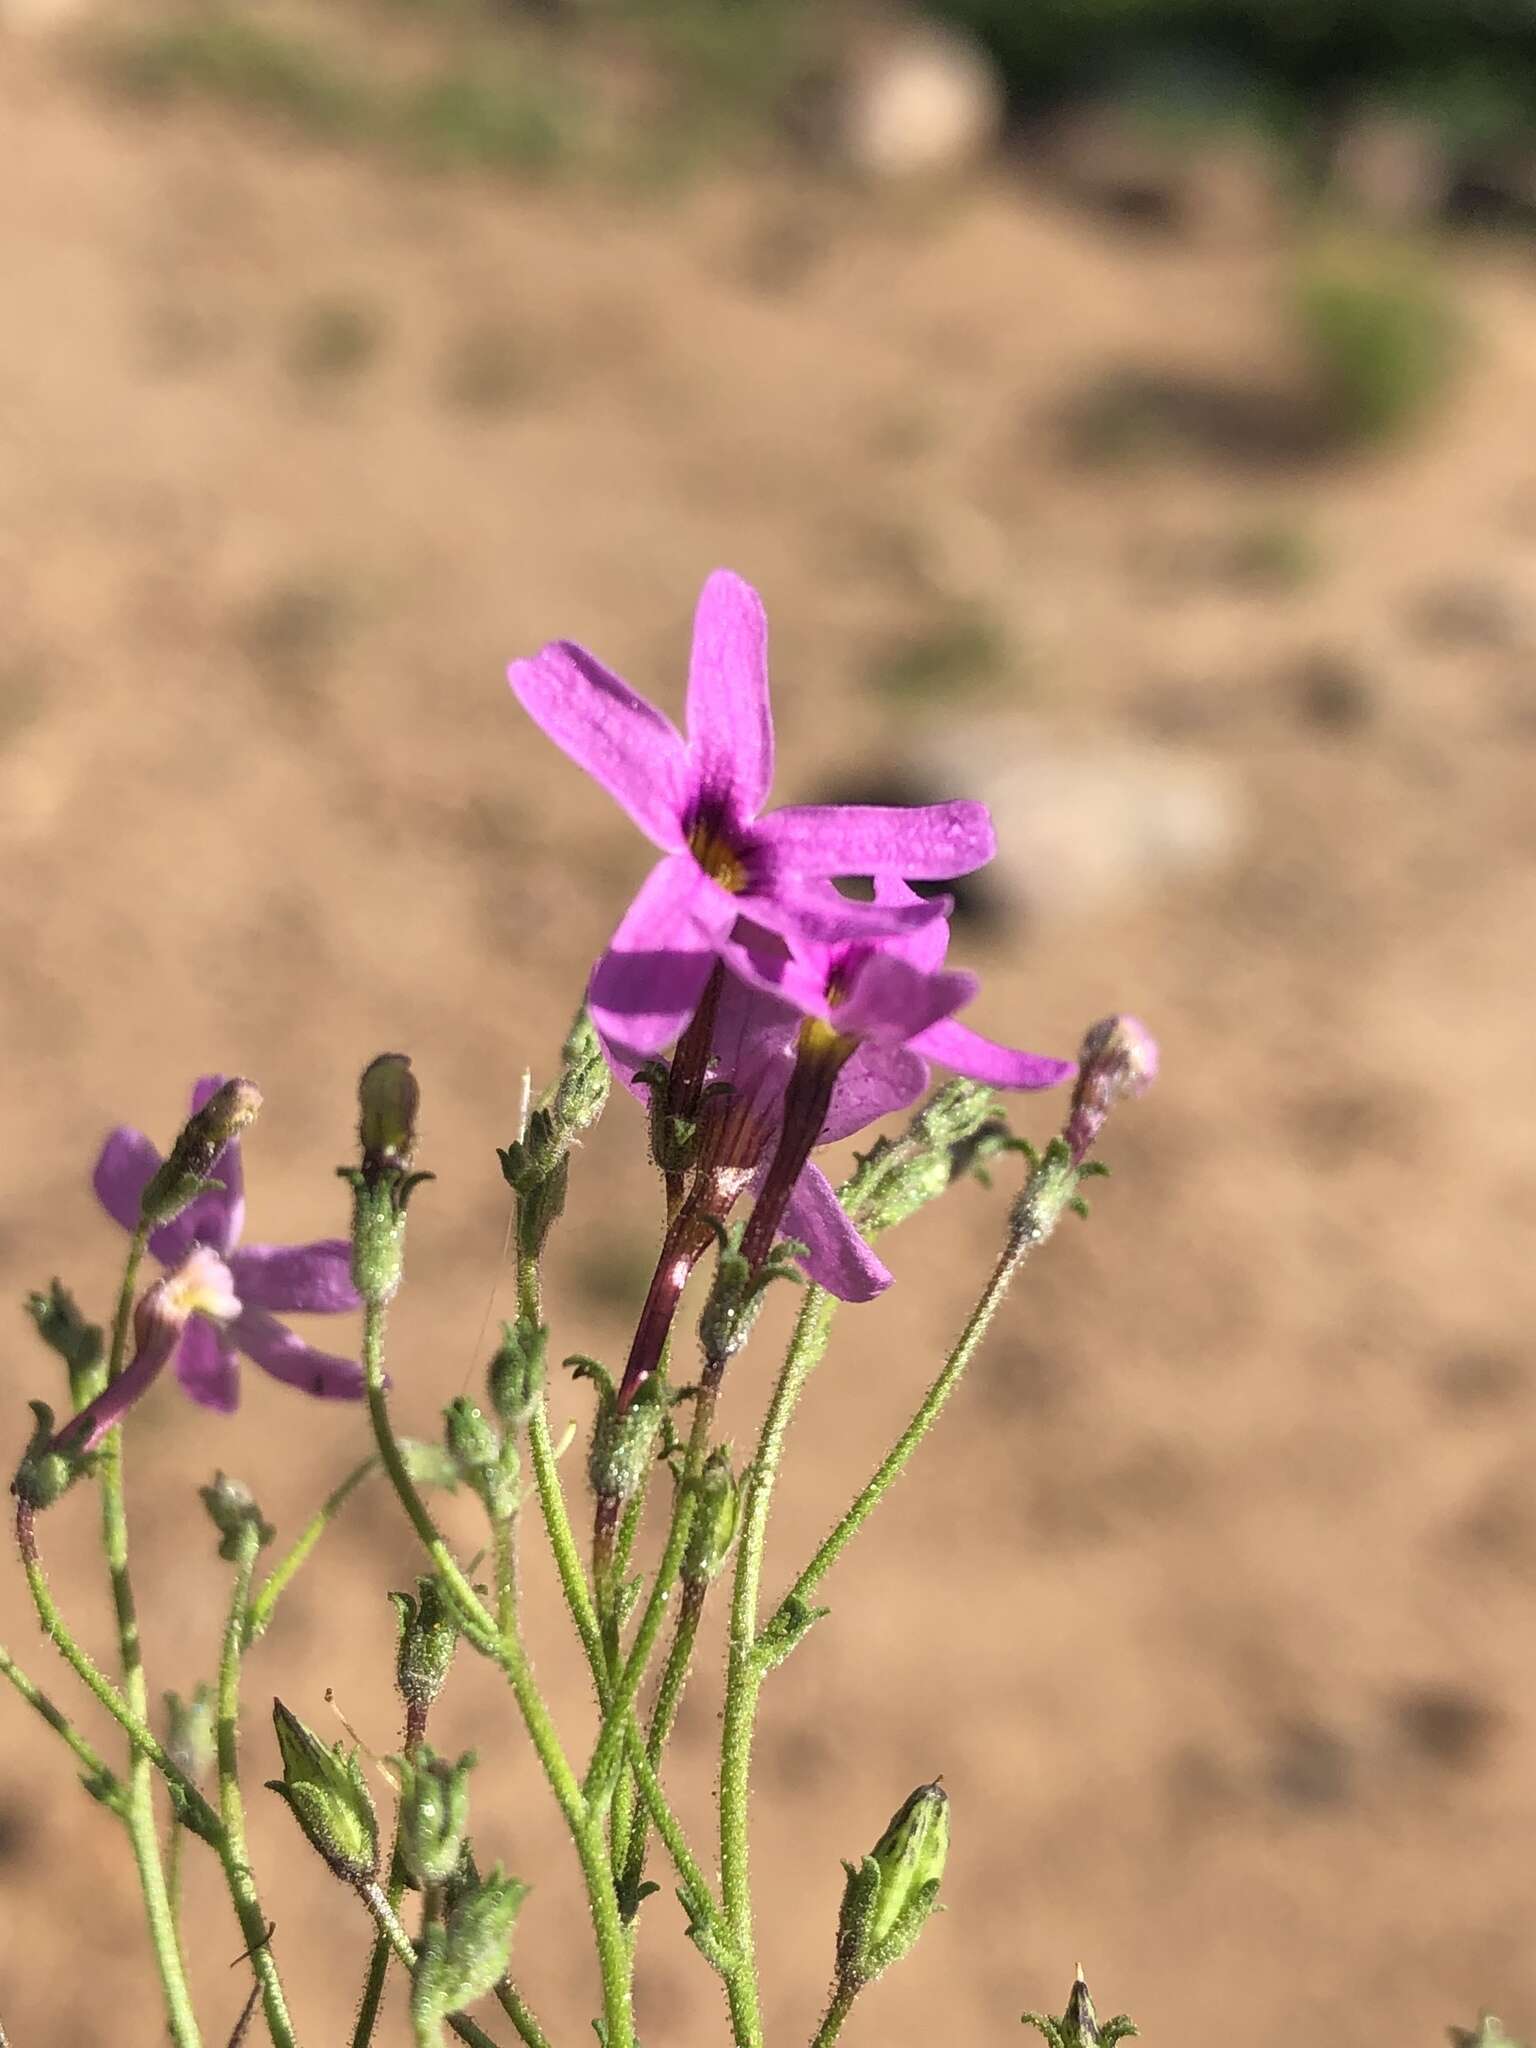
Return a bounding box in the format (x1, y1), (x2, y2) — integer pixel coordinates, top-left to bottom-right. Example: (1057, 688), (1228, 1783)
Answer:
(342, 1057), (434, 1306)
(552, 1007), (610, 1139)
(853, 1080), (1008, 1234)
(411, 1863), (528, 2038)
(587, 1373), (664, 1513)
(697, 1241), (764, 1370)
(359, 1053), (420, 1173)
(141, 1080), (262, 1230)
(391, 1575), (460, 1715)
(1062, 1016), (1158, 1166)
(200, 1471), (275, 1562)
(681, 1447), (741, 1592)
(396, 1747), (475, 1890)
(1022, 1968), (1139, 2048)
(25, 1280), (106, 1408)
(487, 1318), (547, 1431)
(267, 1700), (379, 1884)
(164, 1684), (217, 1785)
(835, 1783), (948, 1989)
(11, 1401), (85, 1510)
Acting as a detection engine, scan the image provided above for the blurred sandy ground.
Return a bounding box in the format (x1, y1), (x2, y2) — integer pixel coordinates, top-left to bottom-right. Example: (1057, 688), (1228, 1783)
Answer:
(2, 7), (1536, 2044)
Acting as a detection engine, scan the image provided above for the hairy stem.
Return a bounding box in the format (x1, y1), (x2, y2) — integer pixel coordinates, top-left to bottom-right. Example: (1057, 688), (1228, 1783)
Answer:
(809, 1981), (858, 2048)
(0, 1637), (120, 1798)
(717, 1288), (840, 2048)
(216, 1526), (299, 2048)
(246, 1456), (377, 1645)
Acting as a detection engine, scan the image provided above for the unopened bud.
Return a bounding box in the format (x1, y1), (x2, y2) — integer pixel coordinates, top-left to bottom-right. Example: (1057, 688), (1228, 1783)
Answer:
(1449, 2022), (1527, 2048)
(1063, 1016), (1157, 1166)
(835, 1783), (949, 1989)
(25, 1281), (106, 1408)
(141, 1080), (262, 1230)
(681, 1447), (741, 1591)
(487, 1318), (546, 1431)
(588, 1373), (664, 1512)
(359, 1053), (420, 1173)
(200, 1471), (274, 1562)
(697, 1242), (763, 1368)
(391, 1576), (459, 1714)
(442, 1396), (517, 1516)
(1022, 1968), (1139, 2048)
(11, 1401), (84, 1510)
(854, 1081), (1004, 1234)
(267, 1700), (379, 1884)
(396, 1747), (474, 1890)
(164, 1684), (217, 1785)
(411, 1864), (528, 2039)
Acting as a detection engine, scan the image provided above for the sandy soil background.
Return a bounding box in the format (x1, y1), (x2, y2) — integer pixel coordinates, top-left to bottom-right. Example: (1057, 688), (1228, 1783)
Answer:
(2, 17), (1535, 2046)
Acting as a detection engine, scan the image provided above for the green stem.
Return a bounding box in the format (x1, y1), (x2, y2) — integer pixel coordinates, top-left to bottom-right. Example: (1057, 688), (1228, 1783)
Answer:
(770, 1223), (1038, 1635)
(18, 1509), (220, 1840)
(216, 1527), (299, 2048)
(717, 1287), (840, 2048)
(616, 1579), (703, 1918)
(810, 1981), (858, 2048)
(354, 1884), (502, 2048)
(362, 1296), (637, 2048)
(245, 1457), (377, 1645)
(0, 1637), (121, 1800)
(492, 1981), (553, 2048)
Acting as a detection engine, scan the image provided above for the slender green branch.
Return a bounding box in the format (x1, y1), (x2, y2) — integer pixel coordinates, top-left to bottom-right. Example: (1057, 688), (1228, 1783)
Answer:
(717, 1287), (840, 2048)
(95, 1228), (204, 2043)
(0, 1637), (121, 1801)
(770, 1222), (1039, 1635)
(362, 1297), (637, 2048)
(354, 1884), (502, 2048)
(16, 1513), (220, 1840)
(246, 1457), (377, 1645)
(617, 1581), (703, 1917)
(810, 1981), (858, 2048)
(217, 1526), (298, 2048)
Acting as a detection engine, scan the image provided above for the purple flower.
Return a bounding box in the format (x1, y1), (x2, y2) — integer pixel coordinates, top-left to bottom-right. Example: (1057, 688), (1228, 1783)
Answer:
(508, 569), (997, 1063)
(93, 1076), (364, 1414)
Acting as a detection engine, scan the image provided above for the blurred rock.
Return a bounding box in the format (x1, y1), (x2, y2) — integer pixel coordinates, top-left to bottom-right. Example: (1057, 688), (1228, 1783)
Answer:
(1331, 109), (1452, 228)
(1289, 648), (1377, 734)
(1406, 577), (1529, 652)
(1266, 1718), (1354, 1810)
(1048, 105), (1279, 242)
(927, 724), (1244, 917)
(1391, 1683), (1501, 1770)
(831, 15), (1005, 181)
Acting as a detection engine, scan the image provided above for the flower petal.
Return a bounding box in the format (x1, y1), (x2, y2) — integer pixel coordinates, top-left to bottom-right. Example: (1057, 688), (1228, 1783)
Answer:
(509, 642), (689, 852)
(229, 1240), (361, 1314)
(233, 1309), (366, 1401)
(685, 570), (773, 819)
(753, 800), (996, 881)
(835, 953), (977, 1047)
(589, 855), (733, 1065)
(820, 1042), (930, 1146)
(93, 1126), (162, 1235)
(910, 1018), (1076, 1092)
(779, 1164), (892, 1301)
(175, 1315), (241, 1414)
(52, 1319), (182, 1454)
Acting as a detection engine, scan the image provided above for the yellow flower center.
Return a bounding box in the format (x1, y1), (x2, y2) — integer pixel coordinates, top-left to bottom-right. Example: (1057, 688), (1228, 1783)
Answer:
(687, 818), (748, 895)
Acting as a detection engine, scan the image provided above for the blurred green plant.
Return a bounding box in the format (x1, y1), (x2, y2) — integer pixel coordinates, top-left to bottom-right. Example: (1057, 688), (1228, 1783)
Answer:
(101, 15), (373, 138)
(1297, 247), (1461, 445)
(285, 297), (386, 385)
(399, 68), (578, 174)
(867, 606), (1010, 703)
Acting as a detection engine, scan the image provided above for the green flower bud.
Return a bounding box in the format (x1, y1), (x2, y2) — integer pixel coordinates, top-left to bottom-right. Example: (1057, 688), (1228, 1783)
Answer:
(341, 1055), (433, 1307)
(552, 1007), (610, 1139)
(487, 1318), (547, 1431)
(835, 1783), (949, 1989)
(25, 1281), (106, 1408)
(697, 1242), (764, 1369)
(850, 1081), (1007, 1235)
(199, 1472), (275, 1562)
(391, 1576), (459, 1715)
(359, 1053), (420, 1172)
(681, 1447), (741, 1591)
(411, 1863), (528, 2037)
(396, 1747), (475, 1890)
(142, 1080), (262, 1231)
(587, 1373), (664, 1512)
(1022, 1969), (1139, 2048)
(164, 1684), (217, 1785)
(11, 1400), (85, 1510)
(267, 1699), (379, 1884)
